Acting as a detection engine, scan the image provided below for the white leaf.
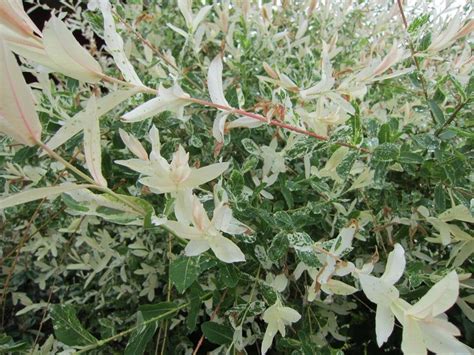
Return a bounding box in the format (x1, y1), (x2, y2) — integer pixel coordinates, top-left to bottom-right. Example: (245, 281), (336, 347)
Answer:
(401, 316), (426, 355)
(184, 239), (210, 256)
(420, 320), (471, 355)
(95, 0), (142, 85)
(359, 274), (399, 305)
(192, 5), (212, 31)
(407, 271), (459, 319)
(375, 305), (394, 347)
(45, 88), (138, 152)
(43, 16), (103, 83)
(0, 40), (42, 146)
(226, 116), (264, 129)
(0, 184), (90, 209)
(177, 0), (193, 29)
(381, 243), (405, 286)
(83, 96), (107, 187)
(209, 235), (245, 263)
(166, 23), (189, 38)
(122, 83), (191, 122)
(208, 55), (229, 107)
(212, 112), (228, 143)
(184, 162), (230, 189)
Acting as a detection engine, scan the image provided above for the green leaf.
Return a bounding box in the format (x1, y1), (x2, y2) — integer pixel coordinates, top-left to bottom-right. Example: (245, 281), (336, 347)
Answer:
(229, 170), (244, 195)
(170, 256), (201, 294)
(268, 232), (290, 262)
(434, 185), (446, 212)
(125, 302), (178, 355)
(399, 151), (424, 164)
(187, 285), (203, 332)
(50, 304), (98, 346)
(241, 138), (260, 155)
(139, 302), (178, 320)
(124, 314), (157, 355)
(217, 264), (240, 288)
(373, 143), (399, 162)
(201, 321), (233, 345)
(274, 211), (293, 229)
(287, 232), (321, 267)
(378, 123), (391, 144)
(428, 100), (445, 125)
(408, 14), (429, 33)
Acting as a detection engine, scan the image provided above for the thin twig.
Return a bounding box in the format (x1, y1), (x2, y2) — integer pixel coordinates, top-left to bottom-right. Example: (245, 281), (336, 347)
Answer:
(192, 289), (228, 355)
(396, 0), (436, 124)
(434, 100), (468, 136)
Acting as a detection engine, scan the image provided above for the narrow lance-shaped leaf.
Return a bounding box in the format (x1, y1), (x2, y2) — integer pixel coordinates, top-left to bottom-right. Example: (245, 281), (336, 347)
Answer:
(0, 40), (42, 146)
(50, 304), (98, 346)
(0, 184), (92, 210)
(43, 16), (103, 83)
(208, 54), (230, 107)
(122, 83), (191, 122)
(0, 0), (42, 37)
(83, 96), (108, 187)
(44, 88), (139, 153)
(91, 0), (143, 85)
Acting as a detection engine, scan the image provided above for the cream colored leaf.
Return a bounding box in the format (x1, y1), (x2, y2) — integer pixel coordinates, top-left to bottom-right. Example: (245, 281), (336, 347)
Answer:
(119, 128), (148, 160)
(401, 316), (426, 355)
(208, 55), (230, 107)
(0, 40), (41, 146)
(83, 96), (107, 187)
(438, 205), (474, 223)
(321, 279), (358, 295)
(359, 274), (399, 305)
(348, 169), (374, 191)
(95, 0), (142, 85)
(381, 243), (405, 286)
(407, 271), (459, 319)
(122, 83), (191, 122)
(44, 88), (138, 152)
(375, 305), (394, 347)
(43, 16), (103, 83)
(0, 184), (91, 209)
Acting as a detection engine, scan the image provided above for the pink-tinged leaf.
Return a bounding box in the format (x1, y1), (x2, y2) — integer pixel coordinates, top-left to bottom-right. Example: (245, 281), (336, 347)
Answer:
(0, 0), (42, 37)
(0, 40), (42, 146)
(83, 96), (107, 187)
(43, 16), (103, 83)
(371, 43), (405, 78)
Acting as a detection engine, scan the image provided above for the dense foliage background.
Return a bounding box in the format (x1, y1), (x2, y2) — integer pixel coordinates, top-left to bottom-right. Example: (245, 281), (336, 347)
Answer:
(0, 0), (472, 354)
